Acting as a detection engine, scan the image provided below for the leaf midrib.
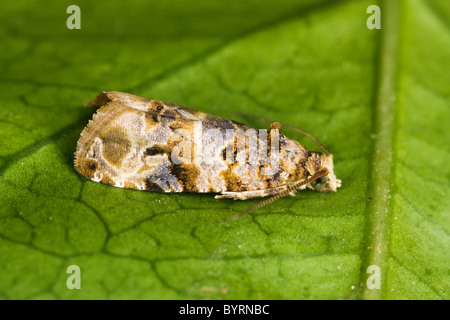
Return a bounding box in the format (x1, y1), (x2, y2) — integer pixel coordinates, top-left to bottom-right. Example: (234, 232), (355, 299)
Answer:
(359, 0), (400, 300)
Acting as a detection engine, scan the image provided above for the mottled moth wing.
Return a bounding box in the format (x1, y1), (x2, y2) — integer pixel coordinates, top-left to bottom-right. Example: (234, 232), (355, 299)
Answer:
(75, 91), (250, 194)
(75, 91), (341, 200)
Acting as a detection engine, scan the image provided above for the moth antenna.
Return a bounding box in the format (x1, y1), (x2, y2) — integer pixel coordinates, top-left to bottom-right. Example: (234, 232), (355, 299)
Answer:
(223, 169), (329, 222)
(236, 112), (330, 155)
(280, 123), (330, 156)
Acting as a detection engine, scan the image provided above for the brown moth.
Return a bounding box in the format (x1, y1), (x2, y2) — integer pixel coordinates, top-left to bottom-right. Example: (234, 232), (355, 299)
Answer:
(74, 92), (340, 217)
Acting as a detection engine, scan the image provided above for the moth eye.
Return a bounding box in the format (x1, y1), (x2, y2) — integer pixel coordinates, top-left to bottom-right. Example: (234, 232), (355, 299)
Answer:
(311, 176), (329, 191)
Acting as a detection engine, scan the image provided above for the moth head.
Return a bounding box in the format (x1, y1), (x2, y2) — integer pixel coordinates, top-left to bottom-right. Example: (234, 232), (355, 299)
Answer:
(306, 153), (341, 192)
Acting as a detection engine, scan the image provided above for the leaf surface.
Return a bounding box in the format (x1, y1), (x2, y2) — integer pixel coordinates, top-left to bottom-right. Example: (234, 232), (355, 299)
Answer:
(0, 0), (448, 299)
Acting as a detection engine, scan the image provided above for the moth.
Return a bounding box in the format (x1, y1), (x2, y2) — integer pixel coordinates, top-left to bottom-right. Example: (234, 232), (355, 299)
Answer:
(74, 91), (341, 219)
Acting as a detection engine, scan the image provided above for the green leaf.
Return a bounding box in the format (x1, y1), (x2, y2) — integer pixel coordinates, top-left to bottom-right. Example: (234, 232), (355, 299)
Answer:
(0, 0), (448, 300)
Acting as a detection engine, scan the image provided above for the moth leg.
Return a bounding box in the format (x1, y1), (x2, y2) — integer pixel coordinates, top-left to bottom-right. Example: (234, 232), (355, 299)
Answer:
(215, 185), (292, 200)
(216, 190), (268, 200)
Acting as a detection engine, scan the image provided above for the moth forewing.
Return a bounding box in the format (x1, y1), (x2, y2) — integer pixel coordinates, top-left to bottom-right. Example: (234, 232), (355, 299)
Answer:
(74, 91), (340, 217)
